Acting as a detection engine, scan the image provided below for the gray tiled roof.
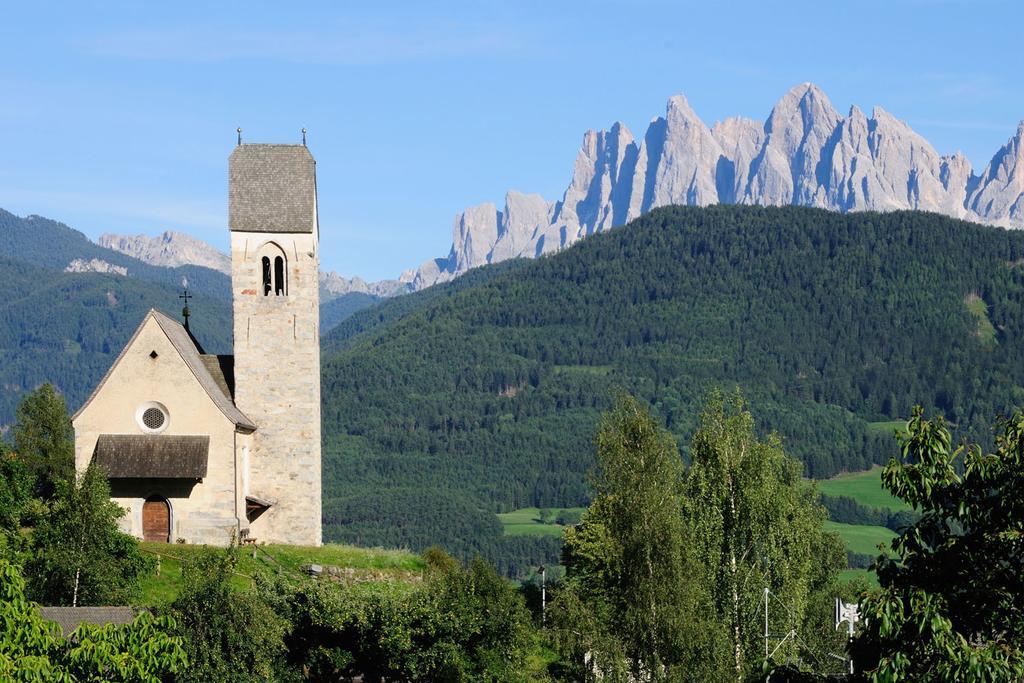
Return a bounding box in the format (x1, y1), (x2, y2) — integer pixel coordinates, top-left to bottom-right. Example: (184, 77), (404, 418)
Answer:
(93, 434), (209, 478)
(151, 312), (256, 430)
(39, 606), (138, 636)
(229, 144), (316, 233)
(201, 354), (236, 401)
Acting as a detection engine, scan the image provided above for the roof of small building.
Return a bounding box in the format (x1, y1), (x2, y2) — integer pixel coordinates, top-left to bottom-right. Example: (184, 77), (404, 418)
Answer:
(229, 144), (316, 234)
(93, 434), (209, 479)
(200, 354), (236, 401)
(39, 606), (139, 636)
(72, 310), (256, 431)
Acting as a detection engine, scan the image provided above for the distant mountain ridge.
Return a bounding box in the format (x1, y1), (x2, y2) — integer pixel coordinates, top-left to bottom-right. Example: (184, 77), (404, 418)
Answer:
(411, 83), (1024, 289)
(98, 231), (231, 274)
(98, 230), (412, 299)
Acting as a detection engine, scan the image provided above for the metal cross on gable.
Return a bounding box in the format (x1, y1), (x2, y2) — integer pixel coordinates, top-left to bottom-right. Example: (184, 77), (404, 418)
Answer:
(179, 288), (193, 329)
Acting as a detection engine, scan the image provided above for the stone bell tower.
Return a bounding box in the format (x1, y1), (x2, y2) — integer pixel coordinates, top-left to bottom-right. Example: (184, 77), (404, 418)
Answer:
(229, 143), (321, 546)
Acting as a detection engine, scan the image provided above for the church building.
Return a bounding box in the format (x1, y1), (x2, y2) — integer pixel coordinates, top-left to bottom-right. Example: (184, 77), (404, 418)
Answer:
(72, 143), (323, 546)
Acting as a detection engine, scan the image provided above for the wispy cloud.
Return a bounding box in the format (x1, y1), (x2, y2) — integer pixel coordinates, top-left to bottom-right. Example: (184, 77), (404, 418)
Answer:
(77, 20), (540, 65)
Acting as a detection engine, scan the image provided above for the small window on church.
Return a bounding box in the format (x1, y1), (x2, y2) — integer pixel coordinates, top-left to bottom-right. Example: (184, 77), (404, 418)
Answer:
(142, 408), (165, 430)
(136, 402), (169, 434)
(261, 257), (272, 296)
(274, 256), (286, 296)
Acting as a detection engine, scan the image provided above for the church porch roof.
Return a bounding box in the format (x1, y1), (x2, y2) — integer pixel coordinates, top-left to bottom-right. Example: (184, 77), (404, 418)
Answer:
(39, 606), (139, 636)
(93, 434), (209, 479)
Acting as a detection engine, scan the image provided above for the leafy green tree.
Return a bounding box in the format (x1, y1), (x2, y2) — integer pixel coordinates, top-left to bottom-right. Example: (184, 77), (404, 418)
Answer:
(168, 543), (289, 682)
(852, 407), (1024, 680)
(0, 559), (185, 682)
(684, 391), (845, 680)
(0, 450), (34, 532)
(0, 451), (34, 566)
(270, 547), (544, 681)
(25, 464), (151, 606)
(555, 394), (710, 681)
(13, 383), (74, 499)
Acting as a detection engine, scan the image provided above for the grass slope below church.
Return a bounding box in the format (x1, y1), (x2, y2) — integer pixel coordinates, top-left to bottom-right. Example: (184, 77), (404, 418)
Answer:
(136, 542), (425, 605)
(319, 205), (1024, 573)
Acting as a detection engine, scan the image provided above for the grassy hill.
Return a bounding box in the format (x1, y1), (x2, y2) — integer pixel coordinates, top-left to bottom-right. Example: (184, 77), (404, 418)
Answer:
(817, 466), (910, 511)
(319, 204), (1024, 573)
(136, 542), (425, 606)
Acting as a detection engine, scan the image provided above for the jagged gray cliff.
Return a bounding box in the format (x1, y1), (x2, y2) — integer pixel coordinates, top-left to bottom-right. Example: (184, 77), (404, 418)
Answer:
(412, 83), (1024, 290)
(99, 231), (232, 274)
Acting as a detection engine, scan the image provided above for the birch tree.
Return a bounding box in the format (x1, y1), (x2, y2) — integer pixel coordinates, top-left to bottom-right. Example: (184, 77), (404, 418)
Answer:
(26, 464), (150, 606)
(684, 390), (844, 680)
(557, 394), (722, 681)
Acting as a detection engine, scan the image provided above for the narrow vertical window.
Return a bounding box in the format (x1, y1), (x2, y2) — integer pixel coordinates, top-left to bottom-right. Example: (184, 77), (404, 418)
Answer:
(261, 257), (272, 296)
(274, 256), (286, 296)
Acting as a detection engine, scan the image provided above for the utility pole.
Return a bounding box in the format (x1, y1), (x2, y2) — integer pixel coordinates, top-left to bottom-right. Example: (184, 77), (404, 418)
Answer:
(835, 598), (859, 675)
(540, 565), (548, 626)
(764, 586), (769, 657)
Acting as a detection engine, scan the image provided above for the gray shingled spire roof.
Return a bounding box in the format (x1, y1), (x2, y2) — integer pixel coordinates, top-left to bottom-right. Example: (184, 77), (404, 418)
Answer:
(229, 144), (316, 233)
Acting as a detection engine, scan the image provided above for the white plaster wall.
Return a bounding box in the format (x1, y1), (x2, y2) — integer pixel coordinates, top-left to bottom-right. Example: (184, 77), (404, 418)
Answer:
(72, 316), (244, 545)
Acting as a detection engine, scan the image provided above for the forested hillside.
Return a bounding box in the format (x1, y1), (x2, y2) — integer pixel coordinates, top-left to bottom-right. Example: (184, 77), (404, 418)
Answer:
(321, 205), (1024, 569)
(0, 256), (231, 427)
(0, 209), (231, 299)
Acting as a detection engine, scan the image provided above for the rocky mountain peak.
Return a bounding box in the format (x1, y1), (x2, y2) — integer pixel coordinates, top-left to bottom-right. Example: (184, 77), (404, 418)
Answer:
(410, 83), (1024, 291)
(99, 231), (231, 274)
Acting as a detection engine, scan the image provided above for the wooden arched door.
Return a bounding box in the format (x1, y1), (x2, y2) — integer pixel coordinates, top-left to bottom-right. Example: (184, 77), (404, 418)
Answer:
(142, 496), (170, 542)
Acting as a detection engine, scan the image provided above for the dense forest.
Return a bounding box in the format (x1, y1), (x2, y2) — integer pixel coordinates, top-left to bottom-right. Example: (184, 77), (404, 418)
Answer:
(320, 205), (1024, 567)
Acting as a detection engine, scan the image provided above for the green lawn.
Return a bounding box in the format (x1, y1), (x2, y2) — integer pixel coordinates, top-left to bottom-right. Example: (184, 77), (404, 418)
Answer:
(824, 521), (896, 557)
(137, 542), (425, 606)
(865, 419), (907, 436)
(839, 568), (879, 588)
(497, 507), (584, 537)
(817, 466), (910, 511)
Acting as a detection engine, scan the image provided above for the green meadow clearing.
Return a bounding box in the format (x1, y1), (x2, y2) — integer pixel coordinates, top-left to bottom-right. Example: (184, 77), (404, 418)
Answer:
(497, 507), (585, 537)
(817, 465), (910, 511)
(137, 542), (424, 605)
(823, 521), (896, 556)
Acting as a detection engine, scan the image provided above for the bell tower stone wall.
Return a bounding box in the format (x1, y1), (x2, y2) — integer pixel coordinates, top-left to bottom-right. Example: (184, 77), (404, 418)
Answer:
(228, 144), (322, 546)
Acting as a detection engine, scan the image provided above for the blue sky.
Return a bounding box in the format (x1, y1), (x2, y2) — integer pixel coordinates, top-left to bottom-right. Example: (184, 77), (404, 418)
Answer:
(1, 1), (1022, 281)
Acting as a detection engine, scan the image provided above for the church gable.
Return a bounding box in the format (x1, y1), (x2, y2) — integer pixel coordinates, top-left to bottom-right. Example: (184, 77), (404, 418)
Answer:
(73, 310), (255, 433)
(73, 311), (253, 432)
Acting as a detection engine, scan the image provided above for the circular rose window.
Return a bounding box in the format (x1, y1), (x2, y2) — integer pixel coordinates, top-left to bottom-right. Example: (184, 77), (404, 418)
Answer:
(142, 407), (165, 430)
(136, 402), (169, 434)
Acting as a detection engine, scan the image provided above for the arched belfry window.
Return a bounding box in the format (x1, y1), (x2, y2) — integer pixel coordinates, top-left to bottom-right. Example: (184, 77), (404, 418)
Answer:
(256, 243), (287, 297)
(261, 257), (272, 295)
(274, 256), (286, 296)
